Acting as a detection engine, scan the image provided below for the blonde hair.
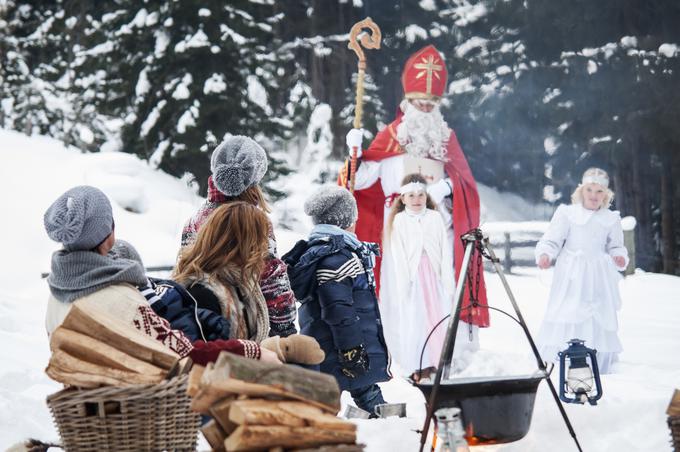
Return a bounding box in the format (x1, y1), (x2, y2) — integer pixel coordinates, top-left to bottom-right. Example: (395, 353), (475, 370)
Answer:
(570, 167), (615, 209)
(386, 173), (437, 238)
(174, 202), (270, 288)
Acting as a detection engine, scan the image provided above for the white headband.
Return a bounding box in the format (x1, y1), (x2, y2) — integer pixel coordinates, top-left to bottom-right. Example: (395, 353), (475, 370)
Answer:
(399, 182), (426, 195)
(582, 175), (609, 188)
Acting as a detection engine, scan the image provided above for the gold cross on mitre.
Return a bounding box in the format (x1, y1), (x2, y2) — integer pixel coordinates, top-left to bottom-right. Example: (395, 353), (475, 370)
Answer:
(414, 55), (443, 96)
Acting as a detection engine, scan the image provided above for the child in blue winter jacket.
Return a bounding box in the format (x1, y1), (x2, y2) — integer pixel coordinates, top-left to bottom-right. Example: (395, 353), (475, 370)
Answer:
(283, 185), (392, 416)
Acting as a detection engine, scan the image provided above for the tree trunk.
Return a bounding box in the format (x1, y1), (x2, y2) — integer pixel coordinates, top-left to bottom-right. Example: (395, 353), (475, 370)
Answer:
(630, 138), (657, 271)
(660, 152), (676, 274)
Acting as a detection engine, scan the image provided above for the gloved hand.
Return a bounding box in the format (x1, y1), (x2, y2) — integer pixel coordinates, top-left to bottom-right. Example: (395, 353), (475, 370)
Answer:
(346, 128), (364, 158)
(261, 335), (325, 365)
(338, 344), (370, 379)
(427, 178), (452, 205)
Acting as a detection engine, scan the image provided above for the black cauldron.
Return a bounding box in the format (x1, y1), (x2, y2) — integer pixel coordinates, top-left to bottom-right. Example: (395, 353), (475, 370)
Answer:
(414, 372), (546, 444)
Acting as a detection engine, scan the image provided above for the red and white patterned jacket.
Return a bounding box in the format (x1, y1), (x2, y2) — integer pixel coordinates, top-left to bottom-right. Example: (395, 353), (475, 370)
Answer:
(181, 177), (298, 337)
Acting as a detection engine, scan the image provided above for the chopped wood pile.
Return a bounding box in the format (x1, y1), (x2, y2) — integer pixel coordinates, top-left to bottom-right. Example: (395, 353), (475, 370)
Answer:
(45, 300), (182, 388)
(188, 352), (363, 452)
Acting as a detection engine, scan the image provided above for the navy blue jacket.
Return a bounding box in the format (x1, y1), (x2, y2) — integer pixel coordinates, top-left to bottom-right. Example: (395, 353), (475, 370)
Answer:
(145, 278), (231, 342)
(283, 234), (390, 391)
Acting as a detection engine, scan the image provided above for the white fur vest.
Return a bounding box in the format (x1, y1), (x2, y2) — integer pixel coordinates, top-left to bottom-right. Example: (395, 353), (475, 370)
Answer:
(182, 267), (270, 343)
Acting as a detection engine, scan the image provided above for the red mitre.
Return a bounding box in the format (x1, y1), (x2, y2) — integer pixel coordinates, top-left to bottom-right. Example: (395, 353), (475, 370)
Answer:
(401, 45), (448, 100)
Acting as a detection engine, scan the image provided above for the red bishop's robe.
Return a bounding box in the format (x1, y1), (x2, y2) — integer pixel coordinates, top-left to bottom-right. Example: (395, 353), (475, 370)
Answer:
(339, 117), (490, 328)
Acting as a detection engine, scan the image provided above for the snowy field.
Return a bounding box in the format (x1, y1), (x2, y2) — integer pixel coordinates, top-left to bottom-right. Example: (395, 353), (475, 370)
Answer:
(1, 128), (678, 451)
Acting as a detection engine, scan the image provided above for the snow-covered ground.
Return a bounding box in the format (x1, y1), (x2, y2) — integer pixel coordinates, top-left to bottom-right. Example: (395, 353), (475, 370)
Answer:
(0, 129), (678, 451)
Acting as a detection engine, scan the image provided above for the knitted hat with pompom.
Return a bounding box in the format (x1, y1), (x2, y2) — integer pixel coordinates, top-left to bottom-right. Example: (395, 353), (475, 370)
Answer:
(210, 136), (268, 196)
(43, 185), (114, 251)
(304, 185), (358, 229)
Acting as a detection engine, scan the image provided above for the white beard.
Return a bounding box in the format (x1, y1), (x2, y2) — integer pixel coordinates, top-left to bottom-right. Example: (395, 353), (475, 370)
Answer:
(396, 100), (451, 162)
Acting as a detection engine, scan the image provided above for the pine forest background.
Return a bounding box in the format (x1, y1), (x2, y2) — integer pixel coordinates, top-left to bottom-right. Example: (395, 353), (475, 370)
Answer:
(1, 0), (679, 275)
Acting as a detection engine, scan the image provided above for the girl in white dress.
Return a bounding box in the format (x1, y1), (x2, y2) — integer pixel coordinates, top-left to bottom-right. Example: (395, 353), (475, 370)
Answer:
(536, 168), (628, 374)
(381, 173), (455, 378)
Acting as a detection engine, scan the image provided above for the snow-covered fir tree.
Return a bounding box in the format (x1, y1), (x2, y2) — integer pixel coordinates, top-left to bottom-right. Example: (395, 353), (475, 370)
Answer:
(70, 1), (291, 195)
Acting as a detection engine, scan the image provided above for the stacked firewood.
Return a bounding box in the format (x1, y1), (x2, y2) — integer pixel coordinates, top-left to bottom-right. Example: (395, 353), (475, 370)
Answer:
(188, 352), (363, 452)
(45, 300), (183, 388)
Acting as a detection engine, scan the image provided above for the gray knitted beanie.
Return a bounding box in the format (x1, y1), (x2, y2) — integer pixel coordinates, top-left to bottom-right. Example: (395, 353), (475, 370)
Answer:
(304, 185), (358, 229)
(44, 186), (114, 251)
(210, 135), (268, 196)
(109, 239), (143, 266)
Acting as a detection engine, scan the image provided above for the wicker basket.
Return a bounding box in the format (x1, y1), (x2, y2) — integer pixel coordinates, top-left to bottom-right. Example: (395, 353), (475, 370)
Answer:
(47, 375), (200, 451)
(670, 416), (680, 452)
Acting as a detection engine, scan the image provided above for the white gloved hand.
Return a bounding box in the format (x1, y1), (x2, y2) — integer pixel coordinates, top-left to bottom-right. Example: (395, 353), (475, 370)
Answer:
(346, 128), (364, 158)
(427, 178), (453, 204)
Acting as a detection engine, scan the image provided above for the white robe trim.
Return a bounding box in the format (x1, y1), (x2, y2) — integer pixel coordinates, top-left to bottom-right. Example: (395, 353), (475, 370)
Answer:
(389, 208), (455, 299)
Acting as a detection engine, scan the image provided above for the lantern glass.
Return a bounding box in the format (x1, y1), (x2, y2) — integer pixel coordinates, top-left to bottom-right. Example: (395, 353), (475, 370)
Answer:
(566, 365), (594, 395)
(435, 407), (470, 452)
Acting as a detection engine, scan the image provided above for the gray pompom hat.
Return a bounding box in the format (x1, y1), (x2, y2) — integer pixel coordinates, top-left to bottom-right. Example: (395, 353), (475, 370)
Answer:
(210, 135), (268, 196)
(44, 185), (114, 251)
(109, 239), (143, 265)
(304, 185), (358, 229)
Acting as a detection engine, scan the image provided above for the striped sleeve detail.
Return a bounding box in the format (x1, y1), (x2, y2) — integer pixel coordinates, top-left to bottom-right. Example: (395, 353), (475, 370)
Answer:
(316, 255), (364, 285)
(139, 283), (162, 305)
(238, 339), (261, 360)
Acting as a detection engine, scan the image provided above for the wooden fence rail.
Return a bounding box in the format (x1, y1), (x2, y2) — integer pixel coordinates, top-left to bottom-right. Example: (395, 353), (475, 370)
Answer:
(486, 228), (636, 275)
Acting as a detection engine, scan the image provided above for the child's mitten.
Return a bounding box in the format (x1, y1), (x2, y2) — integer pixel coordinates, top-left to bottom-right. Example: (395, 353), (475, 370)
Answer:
(261, 335), (325, 365)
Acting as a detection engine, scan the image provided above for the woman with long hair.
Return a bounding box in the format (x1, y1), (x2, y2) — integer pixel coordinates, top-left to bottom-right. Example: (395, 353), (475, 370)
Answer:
(174, 201), (271, 343)
(181, 135), (297, 338)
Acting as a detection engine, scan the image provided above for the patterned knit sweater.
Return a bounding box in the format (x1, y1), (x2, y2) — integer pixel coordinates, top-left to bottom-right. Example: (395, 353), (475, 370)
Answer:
(181, 177), (298, 337)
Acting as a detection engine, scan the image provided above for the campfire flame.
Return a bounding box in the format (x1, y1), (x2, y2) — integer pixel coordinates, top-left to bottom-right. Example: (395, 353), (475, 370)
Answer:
(464, 421), (500, 446)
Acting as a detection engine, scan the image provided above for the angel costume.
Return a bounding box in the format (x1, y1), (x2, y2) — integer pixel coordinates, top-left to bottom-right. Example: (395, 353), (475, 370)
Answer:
(384, 207), (455, 372)
(535, 203), (629, 374)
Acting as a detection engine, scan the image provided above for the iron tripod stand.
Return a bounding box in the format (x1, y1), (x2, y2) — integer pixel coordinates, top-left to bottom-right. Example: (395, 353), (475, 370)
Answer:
(418, 228), (583, 452)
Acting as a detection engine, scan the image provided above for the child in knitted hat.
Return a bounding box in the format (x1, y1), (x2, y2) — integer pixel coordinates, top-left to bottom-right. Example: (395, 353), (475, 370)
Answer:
(42, 186), (290, 368)
(283, 186), (395, 417)
(43, 186), (193, 358)
(181, 135), (298, 339)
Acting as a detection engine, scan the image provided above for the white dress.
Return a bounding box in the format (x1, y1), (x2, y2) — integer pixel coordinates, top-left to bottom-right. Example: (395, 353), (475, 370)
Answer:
(380, 208), (456, 373)
(355, 157), (480, 372)
(535, 204), (629, 374)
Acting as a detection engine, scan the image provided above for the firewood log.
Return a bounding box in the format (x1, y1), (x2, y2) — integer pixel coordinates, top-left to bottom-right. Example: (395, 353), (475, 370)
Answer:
(292, 445), (365, 452)
(49, 327), (166, 377)
(226, 400), (355, 432)
(60, 298), (179, 370)
(200, 419), (227, 452)
(668, 389), (680, 416)
(46, 349), (165, 387)
(224, 425), (356, 451)
(187, 364), (206, 396)
(209, 397), (239, 434)
(228, 399), (307, 427)
(202, 352), (340, 413)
